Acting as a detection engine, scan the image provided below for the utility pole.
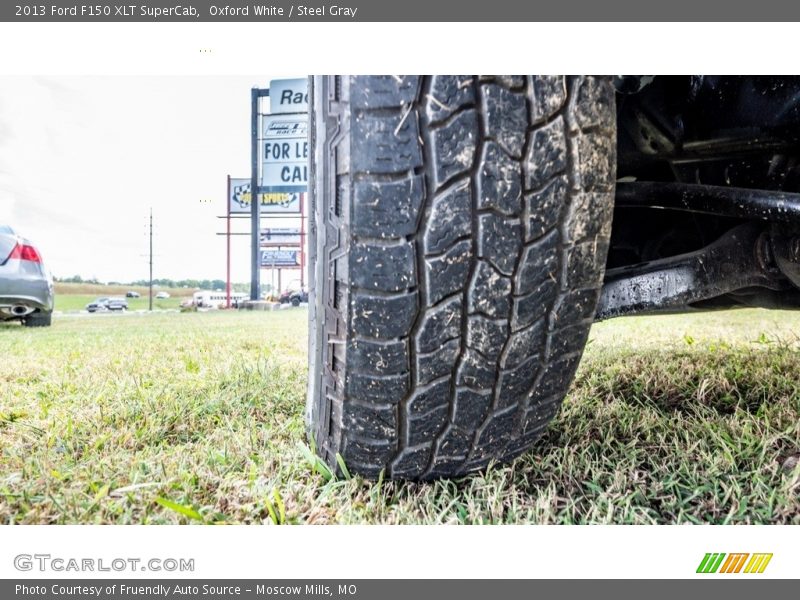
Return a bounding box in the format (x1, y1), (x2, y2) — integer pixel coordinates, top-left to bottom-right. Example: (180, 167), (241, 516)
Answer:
(149, 207), (153, 311)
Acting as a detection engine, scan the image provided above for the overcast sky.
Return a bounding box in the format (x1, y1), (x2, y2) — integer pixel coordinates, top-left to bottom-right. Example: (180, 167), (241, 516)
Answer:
(0, 76), (303, 285)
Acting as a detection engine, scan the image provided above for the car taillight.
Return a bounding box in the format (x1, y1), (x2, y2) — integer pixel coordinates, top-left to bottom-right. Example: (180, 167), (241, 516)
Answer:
(8, 243), (42, 263)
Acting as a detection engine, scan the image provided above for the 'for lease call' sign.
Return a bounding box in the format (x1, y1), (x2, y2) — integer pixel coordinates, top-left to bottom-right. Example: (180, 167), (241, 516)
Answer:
(260, 114), (308, 193)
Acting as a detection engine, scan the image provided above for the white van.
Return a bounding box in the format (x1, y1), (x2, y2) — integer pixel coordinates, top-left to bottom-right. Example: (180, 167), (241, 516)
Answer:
(192, 291), (247, 309)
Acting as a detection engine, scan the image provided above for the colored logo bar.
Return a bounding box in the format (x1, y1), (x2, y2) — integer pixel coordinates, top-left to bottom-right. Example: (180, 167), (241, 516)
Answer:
(697, 553), (773, 574)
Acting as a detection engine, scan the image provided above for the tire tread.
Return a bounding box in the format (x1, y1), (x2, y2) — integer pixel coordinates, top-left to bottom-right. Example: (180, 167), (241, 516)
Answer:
(309, 75), (616, 479)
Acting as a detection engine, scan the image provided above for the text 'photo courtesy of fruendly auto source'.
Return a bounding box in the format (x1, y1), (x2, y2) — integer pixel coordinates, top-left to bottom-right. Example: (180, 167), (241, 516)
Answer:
(1, 75), (799, 526)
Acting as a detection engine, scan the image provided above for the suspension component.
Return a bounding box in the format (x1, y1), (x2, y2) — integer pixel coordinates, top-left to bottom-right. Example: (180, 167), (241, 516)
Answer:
(596, 222), (796, 320)
(615, 181), (800, 224)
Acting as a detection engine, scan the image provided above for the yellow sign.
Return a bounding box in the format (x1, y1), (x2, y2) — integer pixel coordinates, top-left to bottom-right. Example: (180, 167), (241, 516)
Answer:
(229, 178), (301, 214)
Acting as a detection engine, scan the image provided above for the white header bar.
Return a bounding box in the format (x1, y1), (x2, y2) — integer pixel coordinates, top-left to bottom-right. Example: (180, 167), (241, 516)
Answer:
(0, 525), (797, 579)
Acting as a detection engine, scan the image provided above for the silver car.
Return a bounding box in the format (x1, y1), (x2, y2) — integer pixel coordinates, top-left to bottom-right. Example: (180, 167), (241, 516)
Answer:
(0, 225), (54, 327)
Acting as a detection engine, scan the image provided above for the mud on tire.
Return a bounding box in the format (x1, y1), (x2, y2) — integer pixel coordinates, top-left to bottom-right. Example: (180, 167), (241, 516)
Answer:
(307, 75), (616, 479)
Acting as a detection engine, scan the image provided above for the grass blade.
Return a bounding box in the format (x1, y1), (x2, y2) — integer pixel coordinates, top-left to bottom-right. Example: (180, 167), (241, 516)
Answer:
(335, 453), (351, 480)
(155, 497), (204, 522)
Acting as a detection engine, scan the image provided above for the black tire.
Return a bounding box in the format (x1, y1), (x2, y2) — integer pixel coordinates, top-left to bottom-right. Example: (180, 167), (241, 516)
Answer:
(307, 75), (616, 479)
(24, 311), (52, 327)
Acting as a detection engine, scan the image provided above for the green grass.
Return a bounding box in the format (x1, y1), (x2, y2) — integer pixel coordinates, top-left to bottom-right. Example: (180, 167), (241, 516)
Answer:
(54, 294), (182, 312)
(0, 309), (798, 524)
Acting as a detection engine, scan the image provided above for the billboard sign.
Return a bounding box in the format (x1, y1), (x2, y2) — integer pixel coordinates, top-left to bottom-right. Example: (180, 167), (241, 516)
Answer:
(260, 227), (302, 246)
(260, 249), (300, 268)
(269, 78), (308, 114)
(260, 114), (308, 193)
(229, 178), (301, 214)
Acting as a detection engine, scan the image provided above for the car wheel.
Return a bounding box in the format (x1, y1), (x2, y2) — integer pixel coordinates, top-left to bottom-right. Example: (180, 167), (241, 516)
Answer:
(307, 75), (616, 479)
(291, 297), (301, 307)
(24, 311), (52, 327)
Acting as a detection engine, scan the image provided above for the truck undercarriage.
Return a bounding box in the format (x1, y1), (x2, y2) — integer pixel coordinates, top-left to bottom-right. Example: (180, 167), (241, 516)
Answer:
(605, 75), (800, 319)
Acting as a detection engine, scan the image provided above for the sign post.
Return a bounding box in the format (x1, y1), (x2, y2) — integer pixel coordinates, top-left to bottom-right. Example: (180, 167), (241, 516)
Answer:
(300, 193), (305, 288)
(250, 87), (261, 301)
(226, 175), (232, 308)
(247, 79), (308, 303)
(249, 86), (282, 301)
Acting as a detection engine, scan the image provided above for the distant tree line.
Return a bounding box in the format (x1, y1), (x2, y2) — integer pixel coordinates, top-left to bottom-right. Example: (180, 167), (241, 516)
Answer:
(55, 274), (250, 293)
(58, 274), (102, 284)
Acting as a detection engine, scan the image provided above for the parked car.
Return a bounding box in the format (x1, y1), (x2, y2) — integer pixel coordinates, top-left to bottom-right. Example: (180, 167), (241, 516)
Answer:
(289, 289), (308, 307)
(86, 297), (128, 312)
(0, 225), (54, 327)
(126, 291), (140, 298)
(155, 291), (170, 299)
(306, 75), (800, 480)
(279, 289), (308, 305)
